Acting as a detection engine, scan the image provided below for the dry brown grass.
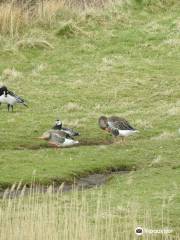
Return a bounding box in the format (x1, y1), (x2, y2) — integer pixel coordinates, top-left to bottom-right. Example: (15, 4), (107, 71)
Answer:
(0, 2), (27, 35)
(0, 184), (178, 240)
(16, 38), (53, 49)
(149, 155), (162, 167)
(0, 0), (118, 36)
(0, 0), (65, 36)
(151, 131), (176, 141)
(1, 67), (23, 82)
(64, 102), (82, 112)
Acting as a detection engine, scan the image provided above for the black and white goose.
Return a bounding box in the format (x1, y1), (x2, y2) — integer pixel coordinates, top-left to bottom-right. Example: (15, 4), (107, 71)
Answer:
(52, 119), (80, 138)
(0, 86), (28, 112)
(98, 116), (139, 142)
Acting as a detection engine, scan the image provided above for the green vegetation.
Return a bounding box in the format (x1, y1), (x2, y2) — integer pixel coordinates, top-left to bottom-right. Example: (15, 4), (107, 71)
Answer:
(0, 0), (180, 237)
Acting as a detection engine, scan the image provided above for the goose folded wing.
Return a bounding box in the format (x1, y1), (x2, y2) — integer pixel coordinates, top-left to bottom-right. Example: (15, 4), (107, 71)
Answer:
(108, 119), (135, 130)
(8, 90), (28, 106)
(50, 132), (66, 144)
(54, 130), (72, 139)
(62, 127), (80, 137)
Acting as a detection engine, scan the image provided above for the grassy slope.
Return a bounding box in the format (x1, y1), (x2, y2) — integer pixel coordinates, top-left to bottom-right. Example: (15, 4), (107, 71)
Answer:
(0, 0), (180, 235)
(0, 2), (179, 186)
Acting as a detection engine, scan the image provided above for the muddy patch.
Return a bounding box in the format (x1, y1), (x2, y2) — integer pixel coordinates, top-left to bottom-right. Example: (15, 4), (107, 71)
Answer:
(79, 139), (113, 146)
(0, 171), (130, 199)
(15, 139), (113, 150)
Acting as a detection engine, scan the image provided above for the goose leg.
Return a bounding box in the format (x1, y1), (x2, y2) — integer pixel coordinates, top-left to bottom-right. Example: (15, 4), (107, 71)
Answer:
(118, 137), (124, 144)
(120, 137), (124, 144)
(114, 136), (119, 144)
(122, 137), (126, 144)
(7, 104), (10, 112)
(113, 136), (117, 143)
(11, 105), (13, 112)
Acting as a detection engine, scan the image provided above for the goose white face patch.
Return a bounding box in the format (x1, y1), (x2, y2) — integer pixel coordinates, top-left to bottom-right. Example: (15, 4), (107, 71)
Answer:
(56, 120), (62, 126)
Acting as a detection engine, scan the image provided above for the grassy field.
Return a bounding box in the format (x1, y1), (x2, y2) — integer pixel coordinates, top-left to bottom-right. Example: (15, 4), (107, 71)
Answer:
(0, 0), (180, 238)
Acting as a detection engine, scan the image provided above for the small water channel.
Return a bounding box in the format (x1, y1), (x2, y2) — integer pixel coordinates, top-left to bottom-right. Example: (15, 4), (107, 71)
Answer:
(0, 170), (130, 198)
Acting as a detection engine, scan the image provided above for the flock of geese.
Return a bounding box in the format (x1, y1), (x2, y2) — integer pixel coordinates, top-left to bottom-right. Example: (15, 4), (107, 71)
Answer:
(0, 85), (139, 148)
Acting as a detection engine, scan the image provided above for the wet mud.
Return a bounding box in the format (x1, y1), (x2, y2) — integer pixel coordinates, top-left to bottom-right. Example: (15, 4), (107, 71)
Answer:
(0, 170), (130, 199)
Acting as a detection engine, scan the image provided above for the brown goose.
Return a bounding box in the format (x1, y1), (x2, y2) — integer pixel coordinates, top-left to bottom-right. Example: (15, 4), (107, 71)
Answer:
(38, 130), (79, 148)
(98, 116), (139, 142)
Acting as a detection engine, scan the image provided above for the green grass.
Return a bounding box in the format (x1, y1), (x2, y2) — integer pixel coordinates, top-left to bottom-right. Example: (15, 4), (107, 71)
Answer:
(0, 0), (180, 236)
(103, 166), (180, 234)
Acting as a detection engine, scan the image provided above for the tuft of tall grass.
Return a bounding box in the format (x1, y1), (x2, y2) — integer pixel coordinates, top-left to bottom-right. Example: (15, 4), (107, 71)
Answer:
(0, 183), (178, 240)
(0, 0), (114, 36)
(0, 2), (25, 36)
(0, 0), (65, 36)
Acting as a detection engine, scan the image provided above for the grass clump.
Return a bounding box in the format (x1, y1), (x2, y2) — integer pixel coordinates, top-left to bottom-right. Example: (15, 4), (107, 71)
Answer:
(0, 0), (65, 36)
(16, 38), (53, 49)
(56, 21), (77, 37)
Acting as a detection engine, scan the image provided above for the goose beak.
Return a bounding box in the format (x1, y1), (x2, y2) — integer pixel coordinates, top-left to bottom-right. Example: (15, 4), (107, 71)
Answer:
(37, 136), (47, 140)
(105, 128), (111, 132)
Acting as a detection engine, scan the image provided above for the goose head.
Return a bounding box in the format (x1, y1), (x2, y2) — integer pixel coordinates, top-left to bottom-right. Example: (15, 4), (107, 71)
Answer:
(98, 116), (109, 131)
(38, 131), (51, 140)
(55, 119), (62, 128)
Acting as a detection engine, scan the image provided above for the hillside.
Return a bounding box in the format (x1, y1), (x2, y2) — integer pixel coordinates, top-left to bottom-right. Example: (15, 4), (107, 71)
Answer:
(0, 0), (180, 237)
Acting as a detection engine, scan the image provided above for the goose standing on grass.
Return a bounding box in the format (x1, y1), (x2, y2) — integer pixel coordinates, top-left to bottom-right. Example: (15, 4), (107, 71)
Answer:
(98, 116), (139, 143)
(52, 119), (80, 138)
(38, 129), (79, 148)
(0, 86), (28, 112)
(0, 86), (8, 107)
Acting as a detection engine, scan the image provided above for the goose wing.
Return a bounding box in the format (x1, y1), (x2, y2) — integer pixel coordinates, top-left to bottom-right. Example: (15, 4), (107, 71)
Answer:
(52, 129), (72, 139)
(8, 90), (28, 107)
(39, 130), (69, 141)
(61, 127), (80, 137)
(108, 116), (135, 130)
(49, 132), (66, 145)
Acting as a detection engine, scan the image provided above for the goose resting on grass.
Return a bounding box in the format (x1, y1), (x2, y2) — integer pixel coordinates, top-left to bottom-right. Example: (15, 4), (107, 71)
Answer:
(98, 116), (139, 143)
(0, 85), (28, 112)
(38, 130), (79, 148)
(52, 119), (80, 138)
